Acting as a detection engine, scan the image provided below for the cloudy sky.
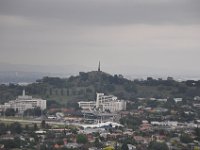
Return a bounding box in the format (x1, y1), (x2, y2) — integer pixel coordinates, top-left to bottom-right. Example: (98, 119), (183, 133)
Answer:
(0, 0), (200, 77)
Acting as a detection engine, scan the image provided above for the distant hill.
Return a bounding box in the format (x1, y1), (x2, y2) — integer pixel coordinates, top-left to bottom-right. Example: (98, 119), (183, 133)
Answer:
(0, 71), (200, 106)
(0, 71), (53, 84)
(0, 62), (92, 83)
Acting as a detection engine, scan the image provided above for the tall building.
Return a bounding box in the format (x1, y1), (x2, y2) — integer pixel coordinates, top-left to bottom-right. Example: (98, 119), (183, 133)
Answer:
(0, 90), (46, 114)
(78, 93), (126, 112)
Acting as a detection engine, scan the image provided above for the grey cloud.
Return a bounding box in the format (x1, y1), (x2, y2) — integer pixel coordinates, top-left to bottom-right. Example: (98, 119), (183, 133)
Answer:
(0, 0), (200, 78)
(0, 0), (200, 25)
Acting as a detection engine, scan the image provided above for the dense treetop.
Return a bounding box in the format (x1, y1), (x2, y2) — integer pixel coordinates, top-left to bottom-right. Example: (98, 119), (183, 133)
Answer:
(0, 71), (200, 106)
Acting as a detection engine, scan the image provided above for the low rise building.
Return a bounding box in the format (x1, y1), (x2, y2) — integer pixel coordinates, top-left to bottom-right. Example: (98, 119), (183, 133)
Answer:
(78, 93), (126, 112)
(174, 98), (183, 103)
(0, 90), (46, 114)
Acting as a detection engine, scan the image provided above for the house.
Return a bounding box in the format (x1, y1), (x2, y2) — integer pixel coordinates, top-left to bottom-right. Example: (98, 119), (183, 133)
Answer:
(127, 144), (136, 150)
(174, 98), (182, 103)
(139, 123), (151, 131)
(0, 134), (14, 140)
(134, 136), (150, 144)
(87, 134), (95, 143)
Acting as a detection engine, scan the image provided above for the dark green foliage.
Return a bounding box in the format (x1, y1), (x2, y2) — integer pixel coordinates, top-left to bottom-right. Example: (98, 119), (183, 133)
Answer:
(0, 84), (23, 104)
(5, 108), (16, 116)
(46, 131), (56, 139)
(47, 100), (61, 108)
(0, 137), (20, 149)
(180, 133), (193, 143)
(9, 122), (22, 134)
(25, 124), (30, 131)
(61, 88), (64, 96)
(121, 143), (129, 150)
(148, 141), (169, 150)
(94, 137), (103, 148)
(24, 107), (42, 116)
(0, 123), (6, 135)
(86, 87), (92, 93)
(30, 132), (39, 142)
(79, 72), (89, 81)
(49, 88), (53, 95)
(41, 120), (46, 128)
(66, 102), (80, 110)
(119, 136), (136, 149)
(120, 114), (142, 130)
(76, 134), (88, 144)
(37, 76), (66, 88)
(124, 83), (137, 93)
(147, 100), (158, 108)
(144, 77), (175, 87)
(195, 127), (200, 141)
(33, 123), (38, 131)
(1, 71), (200, 107)
(185, 80), (200, 87)
(56, 139), (64, 145)
(102, 84), (115, 92)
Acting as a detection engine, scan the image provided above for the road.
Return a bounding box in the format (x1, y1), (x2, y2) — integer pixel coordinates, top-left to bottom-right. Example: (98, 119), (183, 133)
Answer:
(0, 118), (66, 126)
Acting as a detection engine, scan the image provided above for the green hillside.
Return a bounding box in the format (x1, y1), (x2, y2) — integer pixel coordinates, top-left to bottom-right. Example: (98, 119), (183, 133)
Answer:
(0, 71), (200, 107)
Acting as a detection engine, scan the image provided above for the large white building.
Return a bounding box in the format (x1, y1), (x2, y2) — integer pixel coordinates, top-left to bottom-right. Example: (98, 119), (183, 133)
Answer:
(78, 93), (126, 112)
(0, 90), (46, 114)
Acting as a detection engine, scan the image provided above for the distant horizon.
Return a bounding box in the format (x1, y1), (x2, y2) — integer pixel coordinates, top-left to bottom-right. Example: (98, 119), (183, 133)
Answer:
(1, 62), (200, 83)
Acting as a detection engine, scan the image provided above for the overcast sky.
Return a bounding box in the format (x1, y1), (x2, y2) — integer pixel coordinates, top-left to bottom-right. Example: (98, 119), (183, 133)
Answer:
(0, 0), (200, 77)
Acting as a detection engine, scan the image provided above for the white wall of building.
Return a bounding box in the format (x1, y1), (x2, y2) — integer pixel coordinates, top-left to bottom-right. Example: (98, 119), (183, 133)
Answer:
(0, 90), (46, 113)
(78, 93), (126, 112)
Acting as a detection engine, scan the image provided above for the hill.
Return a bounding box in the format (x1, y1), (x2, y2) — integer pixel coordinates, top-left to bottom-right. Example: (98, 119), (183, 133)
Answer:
(0, 71), (200, 107)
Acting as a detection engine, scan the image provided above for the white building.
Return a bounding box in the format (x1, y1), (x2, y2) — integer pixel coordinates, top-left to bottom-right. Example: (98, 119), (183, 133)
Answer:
(174, 98), (183, 103)
(194, 96), (200, 101)
(0, 90), (46, 113)
(151, 121), (178, 127)
(81, 121), (123, 129)
(78, 93), (126, 112)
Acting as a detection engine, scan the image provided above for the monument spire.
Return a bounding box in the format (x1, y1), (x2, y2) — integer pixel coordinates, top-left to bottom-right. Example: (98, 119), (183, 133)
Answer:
(98, 61), (101, 72)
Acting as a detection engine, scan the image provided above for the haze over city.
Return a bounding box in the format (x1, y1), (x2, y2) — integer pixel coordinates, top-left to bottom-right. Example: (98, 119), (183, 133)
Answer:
(1, 1), (200, 149)
(0, 0), (200, 79)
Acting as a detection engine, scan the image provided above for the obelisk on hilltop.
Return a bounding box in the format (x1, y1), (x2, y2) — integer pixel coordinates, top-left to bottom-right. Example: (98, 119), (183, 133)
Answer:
(98, 61), (101, 72)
